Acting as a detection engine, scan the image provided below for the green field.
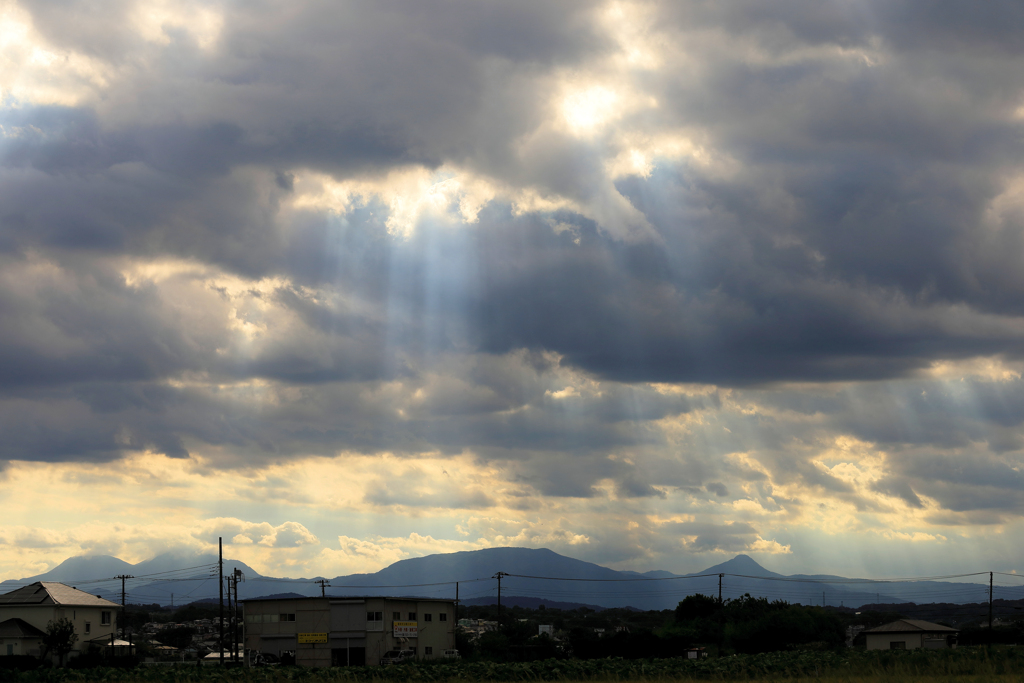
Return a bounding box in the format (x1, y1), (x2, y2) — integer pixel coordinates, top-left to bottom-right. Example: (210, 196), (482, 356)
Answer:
(6, 648), (1024, 683)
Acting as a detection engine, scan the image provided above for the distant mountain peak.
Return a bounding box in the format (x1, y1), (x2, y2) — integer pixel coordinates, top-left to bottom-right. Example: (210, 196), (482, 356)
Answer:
(30, 555), (134, 582)
(696, 554), (780, 577)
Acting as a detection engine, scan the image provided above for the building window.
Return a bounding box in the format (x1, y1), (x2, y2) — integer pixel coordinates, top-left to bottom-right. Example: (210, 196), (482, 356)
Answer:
(393, 612), (401, 620)
(408, 613), (416, 620)
(101, 611), (111, 626)
(424, 614), (432, 622)
(279, 613), (296, 622)
(367, 612), (383, 622)
(85, 622), (91, 635)
(890, 642), (906, 650)
(425, 647), (433, 655)
(439, 613), (447, 622)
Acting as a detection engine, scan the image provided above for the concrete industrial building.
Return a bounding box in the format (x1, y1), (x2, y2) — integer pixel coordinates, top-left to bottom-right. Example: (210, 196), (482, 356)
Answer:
(862, 619), (958, 650)
(242, 596), (456, 667)
(0, 582), (120, 661)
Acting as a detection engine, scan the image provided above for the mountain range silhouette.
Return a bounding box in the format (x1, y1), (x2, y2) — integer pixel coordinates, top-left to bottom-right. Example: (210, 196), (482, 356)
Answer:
(2, 547), (1015, 610)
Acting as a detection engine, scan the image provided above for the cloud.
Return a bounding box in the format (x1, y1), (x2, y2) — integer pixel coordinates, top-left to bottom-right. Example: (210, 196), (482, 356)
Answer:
(193, 519), (319, 548)
(3, 0), (1024, 580)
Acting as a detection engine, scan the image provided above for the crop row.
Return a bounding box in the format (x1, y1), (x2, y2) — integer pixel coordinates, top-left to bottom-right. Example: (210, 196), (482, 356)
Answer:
(6, 648), (1024, 683)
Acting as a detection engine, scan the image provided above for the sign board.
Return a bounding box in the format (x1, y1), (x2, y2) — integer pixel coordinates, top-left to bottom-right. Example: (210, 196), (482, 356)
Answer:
(298, 633), (328, 644)
(393, 621), (418, 637)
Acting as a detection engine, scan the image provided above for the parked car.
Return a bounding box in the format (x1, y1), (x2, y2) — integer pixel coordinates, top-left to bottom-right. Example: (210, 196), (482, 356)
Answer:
(442, 649), (461, 659)
(251, 651), (280, 666)
(380, 649), (415, 665)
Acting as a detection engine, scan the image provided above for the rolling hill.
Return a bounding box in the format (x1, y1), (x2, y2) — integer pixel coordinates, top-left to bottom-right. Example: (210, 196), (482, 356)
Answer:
(2, 547), (1017, 610)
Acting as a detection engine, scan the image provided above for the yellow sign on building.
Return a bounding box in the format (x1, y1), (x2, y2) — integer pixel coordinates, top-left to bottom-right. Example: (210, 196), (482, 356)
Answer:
(393, 621), (418, 637)
(297, 633), (328, 644)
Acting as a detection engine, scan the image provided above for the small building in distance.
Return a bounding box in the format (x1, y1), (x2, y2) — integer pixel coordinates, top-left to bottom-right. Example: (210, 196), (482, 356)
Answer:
(457, 618), (497, 640)
(862, 619), (958, 650)
(0, 617), (46, 657)
(0, 582), (120, 661)
(243, 596), (456, 667)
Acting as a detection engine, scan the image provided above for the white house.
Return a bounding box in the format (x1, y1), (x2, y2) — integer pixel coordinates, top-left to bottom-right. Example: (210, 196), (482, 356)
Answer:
(862, 619), (958, 650)
(0, 618), (46, 657)
(0, 582), (121, 661)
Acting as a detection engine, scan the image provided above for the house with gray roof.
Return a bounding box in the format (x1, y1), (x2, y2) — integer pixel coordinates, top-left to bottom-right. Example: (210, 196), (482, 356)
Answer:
(0, 617), (46, 657)
(862, 619), (958, 650)
(0, 582), (120, 661)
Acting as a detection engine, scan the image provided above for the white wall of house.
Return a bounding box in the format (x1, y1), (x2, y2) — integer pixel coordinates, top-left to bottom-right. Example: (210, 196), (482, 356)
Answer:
(0, 605), (117, 654)
(0, 635), (42, 656)
(866, 632), (930, 650)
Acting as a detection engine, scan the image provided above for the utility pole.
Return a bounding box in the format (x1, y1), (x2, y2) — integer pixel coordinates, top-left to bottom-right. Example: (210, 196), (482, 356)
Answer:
(219, 537), (224, 666)
(233, 568), (244, 663)
(316, 579), (330, 597)
(227, 573), (235, 663)
(718, 574), (723, 604)
(494, 572), (507, 632)
(990, 571), (994, 642)
(455, 581), (459, 623)
(115, 575), (133, 639)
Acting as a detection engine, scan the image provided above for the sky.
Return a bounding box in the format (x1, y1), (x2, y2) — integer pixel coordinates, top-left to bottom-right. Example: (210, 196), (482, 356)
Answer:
(2, 0), (1024, 583)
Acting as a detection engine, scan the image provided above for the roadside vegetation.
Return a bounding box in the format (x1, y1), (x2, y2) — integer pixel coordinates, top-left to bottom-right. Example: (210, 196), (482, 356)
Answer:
(5, 648), (1024, 682)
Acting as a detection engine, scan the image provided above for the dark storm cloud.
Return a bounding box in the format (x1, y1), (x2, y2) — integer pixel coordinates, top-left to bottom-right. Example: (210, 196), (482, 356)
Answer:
(738, 375), (1024, 454)
(5, 0), (1024, 392)
(661, 519), (762, 553)
(0, 337), (710, 472)
(467, 201), (1024, 384)
(3, 0), (1024, 528)
(12, 0), (605, 181)
(655, 1), (1024, 54)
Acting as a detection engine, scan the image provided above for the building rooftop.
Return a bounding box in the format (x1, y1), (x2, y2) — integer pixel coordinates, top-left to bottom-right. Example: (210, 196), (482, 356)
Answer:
(862, 619), (958, 634)
(0, 617), (47, 638)
(242, 595), (456, 604)
(88, 636), (133, 646)
(0, 582), (120, 608)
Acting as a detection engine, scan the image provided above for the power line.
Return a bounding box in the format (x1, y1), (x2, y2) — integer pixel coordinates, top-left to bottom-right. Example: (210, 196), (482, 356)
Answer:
(723, 572), (991, 584)
(503, 572), (721, 583)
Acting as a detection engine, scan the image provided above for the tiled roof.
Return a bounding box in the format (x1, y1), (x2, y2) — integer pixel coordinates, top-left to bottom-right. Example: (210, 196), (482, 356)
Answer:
(0, 582), (119, 608)
(88, 636), (132, 646)
(862, 619), (957, 634)
(0, 617), (47, 638)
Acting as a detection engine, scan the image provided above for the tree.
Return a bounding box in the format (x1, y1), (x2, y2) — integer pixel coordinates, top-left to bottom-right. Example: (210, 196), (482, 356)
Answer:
(43, 617), (78, 666)
(455, 628), (477, 659)
(675, 594), (721, 622)
(477, 631), (511, 660)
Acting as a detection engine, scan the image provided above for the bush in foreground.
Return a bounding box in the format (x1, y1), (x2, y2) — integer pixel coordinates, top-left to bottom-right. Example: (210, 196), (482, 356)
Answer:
(4, 647), (1024, 682)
